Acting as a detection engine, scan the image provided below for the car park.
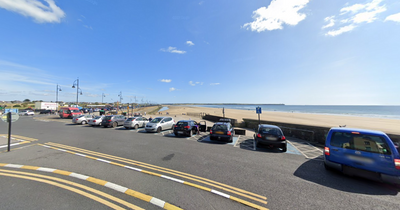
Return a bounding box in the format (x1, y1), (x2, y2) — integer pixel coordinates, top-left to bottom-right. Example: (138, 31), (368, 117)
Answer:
(145, 117), (175, 133)
(124, 117), (148, 129)
(174, 120), (198, 137)
(19, 110), (35, 116)
(209, 119), (234, 142)
(102, 115), (126, 128)
(254, 124), (287, 152)
(88, 115), (105, 126)
(72, 115), (95, 125)
(324, 127), (400, 184)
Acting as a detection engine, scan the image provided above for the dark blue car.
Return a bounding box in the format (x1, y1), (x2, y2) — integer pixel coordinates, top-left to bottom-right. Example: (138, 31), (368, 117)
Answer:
(324, 127), (400, 184)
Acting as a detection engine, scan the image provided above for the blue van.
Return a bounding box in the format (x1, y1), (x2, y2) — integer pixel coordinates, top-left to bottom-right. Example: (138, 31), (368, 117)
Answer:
(324, 127), (400, 184)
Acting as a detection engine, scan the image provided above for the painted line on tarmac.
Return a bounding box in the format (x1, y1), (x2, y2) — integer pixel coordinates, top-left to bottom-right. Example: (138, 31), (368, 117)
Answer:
(0, 141), (30, 149)
(287, 140), (311, 159)
(0, 163), (180, 210)
(42, 142), (269, 209)
(0, 168), (144, 210)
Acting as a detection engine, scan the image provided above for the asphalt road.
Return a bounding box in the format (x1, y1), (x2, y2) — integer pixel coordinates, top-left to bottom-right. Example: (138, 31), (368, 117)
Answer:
(0, 115), (399, 210)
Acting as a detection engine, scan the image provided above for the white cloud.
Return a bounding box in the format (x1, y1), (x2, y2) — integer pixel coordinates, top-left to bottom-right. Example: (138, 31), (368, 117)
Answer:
(186, 41), (194, 46)
(326, 24), (356, 37)
(323, 0), (386, 36)
(242, 0), (310, 32)
(160, 79), (171, 83)
(0, 0), (65, 23)
(160, 47), (186, 54)
(385, 13), (400, 23)
(210, 83), (220, 86)
(322, 16), (335, 29)
(189, 81), (195, 86)
(84, 25), (93, 30)
(199, 1), (204, 5)
(169, 87), (176, 92)
(189, 81), (203, 86)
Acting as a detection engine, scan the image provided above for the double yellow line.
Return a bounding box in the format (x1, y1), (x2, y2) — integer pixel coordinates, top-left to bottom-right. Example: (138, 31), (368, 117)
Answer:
(0, 168), (142, 210)
(42, 142), (269, 210)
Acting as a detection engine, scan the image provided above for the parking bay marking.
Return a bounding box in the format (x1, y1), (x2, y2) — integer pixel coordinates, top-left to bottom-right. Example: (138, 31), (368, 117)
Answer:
(41, 142), (269, 208)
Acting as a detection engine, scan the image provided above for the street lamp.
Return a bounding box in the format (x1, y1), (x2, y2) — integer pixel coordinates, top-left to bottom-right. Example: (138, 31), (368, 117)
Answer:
(56, 84), (62, 103)
(72, 78), (82, 105)
(102, 93), (106, 103)
(118, 91), (123, 104)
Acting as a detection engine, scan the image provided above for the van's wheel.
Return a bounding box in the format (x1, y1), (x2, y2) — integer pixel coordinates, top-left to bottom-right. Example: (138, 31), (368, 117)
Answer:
(188, 130), (192, 137)
(81, 121), (87, 125)
(112, 122), (117, 128)
(134, 124), (139, 129)
(157, 127), (161, 133)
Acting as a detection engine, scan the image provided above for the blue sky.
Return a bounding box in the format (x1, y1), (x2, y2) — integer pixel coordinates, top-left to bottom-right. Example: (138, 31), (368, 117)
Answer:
(0, 0), (399, 105)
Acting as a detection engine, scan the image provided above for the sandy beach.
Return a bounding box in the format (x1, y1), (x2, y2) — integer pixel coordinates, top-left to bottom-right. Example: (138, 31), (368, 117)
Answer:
(145, 105), (400, 135)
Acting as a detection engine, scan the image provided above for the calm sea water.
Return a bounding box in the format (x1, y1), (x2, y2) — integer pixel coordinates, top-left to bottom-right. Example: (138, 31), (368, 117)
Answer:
(189, 105), (400, 120)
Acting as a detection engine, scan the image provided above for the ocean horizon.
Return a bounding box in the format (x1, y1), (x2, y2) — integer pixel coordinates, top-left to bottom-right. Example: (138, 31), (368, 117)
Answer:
(187, 105), (400, 120)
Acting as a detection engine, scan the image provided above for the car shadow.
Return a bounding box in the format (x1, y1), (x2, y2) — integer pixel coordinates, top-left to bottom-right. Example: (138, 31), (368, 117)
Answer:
(293, 158), (399, 195)
(197, 136), (230, 145)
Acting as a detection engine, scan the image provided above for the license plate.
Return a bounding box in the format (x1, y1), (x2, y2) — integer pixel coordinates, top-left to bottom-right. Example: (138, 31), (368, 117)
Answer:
(178, 131), (183, 134)
(266, 137), (278, 140)
(216, 131), (224, 134)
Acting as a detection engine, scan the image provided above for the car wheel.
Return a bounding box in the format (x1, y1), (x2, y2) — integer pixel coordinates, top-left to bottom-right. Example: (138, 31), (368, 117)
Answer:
(210, 136), (214, 140)
(112, 122), (117, 128)
(188, 130), (192, 137)
(230, 136), (233, 143)
(174, 132), (178, 136)
(81, 121), (87, 125)
(134, 124), (139, 129)
(281, 144), (287, 152)
(124, 127), (129, 129)
(157, 127), (161, 133)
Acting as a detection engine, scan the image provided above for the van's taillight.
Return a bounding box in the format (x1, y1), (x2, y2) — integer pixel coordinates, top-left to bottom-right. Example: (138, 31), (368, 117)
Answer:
(395, 159), (400, 170)
(210, 129), (212, 134)
(227, 131), (231, 136)
(257, 133), (261, 138)
(324, 147), (330, 156)
(184, 126), (190, 129)
(281, 136), (286, 140)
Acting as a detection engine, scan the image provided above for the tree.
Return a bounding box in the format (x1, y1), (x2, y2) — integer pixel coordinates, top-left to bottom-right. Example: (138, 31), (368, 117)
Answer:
(23, 99), (30, 103)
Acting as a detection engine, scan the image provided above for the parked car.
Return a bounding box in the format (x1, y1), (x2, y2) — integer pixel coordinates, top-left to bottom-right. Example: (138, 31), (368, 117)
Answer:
(124, 117), (149, 129)
(88, 115), (105, 126)
(209, 119), (235, 142)
(39, 109), (55, 114)
(324, 127), (400, 184)
(102, 115), (126, 128)
(145, 117), (175, 133)
(59, 107), (81, 119)
(174, 120), (198, 137)
(72, 115), (95, 125)
(254, 124), (287, 152)
(19, 110), (35, 116)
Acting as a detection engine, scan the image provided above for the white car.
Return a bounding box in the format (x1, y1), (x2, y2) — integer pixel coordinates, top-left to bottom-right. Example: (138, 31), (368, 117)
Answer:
(19, 110), (35, 116)
(88, 115), (105, 126)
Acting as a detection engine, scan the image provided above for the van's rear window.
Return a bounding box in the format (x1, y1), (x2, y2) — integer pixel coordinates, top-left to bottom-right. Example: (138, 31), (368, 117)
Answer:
(330, 132), (391, 154)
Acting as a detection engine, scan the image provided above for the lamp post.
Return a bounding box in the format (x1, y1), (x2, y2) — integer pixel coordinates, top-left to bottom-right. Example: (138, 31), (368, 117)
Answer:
(56, 84), (62, 103)
(72, 78), (82, 105)
(102, 93), (106, 104)
(118, 91), (123, 104)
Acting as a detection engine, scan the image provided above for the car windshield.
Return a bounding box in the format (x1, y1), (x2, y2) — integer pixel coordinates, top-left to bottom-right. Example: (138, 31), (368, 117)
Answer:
(176, 122), (188, 126)
(104, 116), (112, 120)
(259, 128), (281, 135)
(213, 124), (227, 130)
(127, 118), (136, 121)
(151, 118), (162, 123)
(94, 116), (102, 119)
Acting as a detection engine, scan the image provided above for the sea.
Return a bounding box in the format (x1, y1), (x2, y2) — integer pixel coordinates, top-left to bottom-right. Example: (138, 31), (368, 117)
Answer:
(188, 105), (400, 120)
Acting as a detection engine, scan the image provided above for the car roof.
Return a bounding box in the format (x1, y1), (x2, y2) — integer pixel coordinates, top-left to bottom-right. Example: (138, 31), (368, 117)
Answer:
(214, 122), (230, 125)
(330, 127), (387, 135)
(259, 124), (281, 129)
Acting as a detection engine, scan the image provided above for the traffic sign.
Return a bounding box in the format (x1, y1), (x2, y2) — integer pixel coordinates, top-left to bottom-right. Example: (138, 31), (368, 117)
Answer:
(256, 107), (262, 114)
(1, 112), (19, 123)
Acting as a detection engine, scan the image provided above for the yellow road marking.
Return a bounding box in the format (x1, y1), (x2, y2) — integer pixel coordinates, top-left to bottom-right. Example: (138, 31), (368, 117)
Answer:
(43, 142), (269, 207)
(46, 142), (267, 202)
(0, 171), (126, 210)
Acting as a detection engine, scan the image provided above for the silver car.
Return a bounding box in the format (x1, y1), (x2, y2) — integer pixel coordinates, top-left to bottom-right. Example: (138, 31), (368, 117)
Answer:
(88, 115), (105, 126)
(124, 117), (149, 129)
(145, 117), (175, 133)
(72, 115), (95, 125)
